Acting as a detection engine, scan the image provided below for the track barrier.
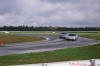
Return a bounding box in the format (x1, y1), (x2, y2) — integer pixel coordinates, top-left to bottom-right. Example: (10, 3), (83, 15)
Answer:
(12, 59), (100, 66)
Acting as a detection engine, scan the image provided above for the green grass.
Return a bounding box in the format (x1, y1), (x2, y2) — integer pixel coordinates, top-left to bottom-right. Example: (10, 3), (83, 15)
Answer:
(0, 32), (5, 34)
(9, 32), (59, 35)
(0, 35), (45, 44)
(72, 33), (100, 35)
(83, 35), (100, 41)
(8, 32), (100, 36)
(0, 34), (100, 66)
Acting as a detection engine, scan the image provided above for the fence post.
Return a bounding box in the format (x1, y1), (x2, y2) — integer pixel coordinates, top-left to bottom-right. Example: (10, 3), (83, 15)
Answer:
(90, 59), (95, 66)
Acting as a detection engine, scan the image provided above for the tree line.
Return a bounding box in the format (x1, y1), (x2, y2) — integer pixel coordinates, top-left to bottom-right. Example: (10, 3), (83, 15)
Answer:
(0, 26), (100, 31)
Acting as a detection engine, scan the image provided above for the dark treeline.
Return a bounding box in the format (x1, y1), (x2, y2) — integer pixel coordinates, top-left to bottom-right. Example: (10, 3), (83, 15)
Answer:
(0, 26), (100, 31)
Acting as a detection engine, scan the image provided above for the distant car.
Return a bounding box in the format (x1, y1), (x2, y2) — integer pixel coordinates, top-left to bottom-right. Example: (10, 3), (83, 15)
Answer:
(65, 34), (78, 41)
(59, 33), (67, 39)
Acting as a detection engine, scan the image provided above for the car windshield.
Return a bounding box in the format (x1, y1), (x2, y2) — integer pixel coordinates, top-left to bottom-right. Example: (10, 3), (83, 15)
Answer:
(61, 33), (67, 34)
(68, 34), (76, 36)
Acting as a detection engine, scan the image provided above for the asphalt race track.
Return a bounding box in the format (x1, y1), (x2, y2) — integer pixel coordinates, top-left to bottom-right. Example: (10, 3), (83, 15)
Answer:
(0, 34), (99, 56)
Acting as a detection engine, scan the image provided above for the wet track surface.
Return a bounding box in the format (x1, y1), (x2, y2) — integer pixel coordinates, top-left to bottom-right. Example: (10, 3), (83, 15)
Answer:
(0, 34), (99, 56)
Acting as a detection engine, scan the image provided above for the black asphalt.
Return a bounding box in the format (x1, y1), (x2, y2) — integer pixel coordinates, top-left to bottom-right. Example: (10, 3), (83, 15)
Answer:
(0, 34), (99, 56)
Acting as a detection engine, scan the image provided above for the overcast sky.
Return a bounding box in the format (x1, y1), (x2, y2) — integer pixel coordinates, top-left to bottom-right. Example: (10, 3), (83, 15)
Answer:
(0, 0), (100, 27)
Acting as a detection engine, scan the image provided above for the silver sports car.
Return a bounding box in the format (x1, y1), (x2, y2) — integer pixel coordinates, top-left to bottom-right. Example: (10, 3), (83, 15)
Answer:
(65, 34), (78, 41)
(59, 32), (67, 39)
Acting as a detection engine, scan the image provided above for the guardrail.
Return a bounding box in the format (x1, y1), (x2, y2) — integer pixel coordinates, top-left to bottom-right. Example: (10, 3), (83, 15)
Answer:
(12, 59), (100, 66)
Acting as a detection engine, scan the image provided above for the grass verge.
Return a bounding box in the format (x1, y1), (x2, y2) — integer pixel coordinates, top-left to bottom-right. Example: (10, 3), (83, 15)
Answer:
(72, 33), (100, 35)
(9, 32), (59, 35)
(0, 34), (45, 44)
(8, 32), (100, 36)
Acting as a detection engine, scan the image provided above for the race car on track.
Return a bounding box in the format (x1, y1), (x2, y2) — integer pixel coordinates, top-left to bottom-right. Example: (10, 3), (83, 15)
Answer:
(59, 32), (67, 39)
(65, 34), (78, 41)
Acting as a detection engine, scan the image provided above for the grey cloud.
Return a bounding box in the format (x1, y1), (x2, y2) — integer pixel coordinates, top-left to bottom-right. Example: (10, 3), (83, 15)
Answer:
(0, 0), (100, 27)
(0, 0), (20, 15)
